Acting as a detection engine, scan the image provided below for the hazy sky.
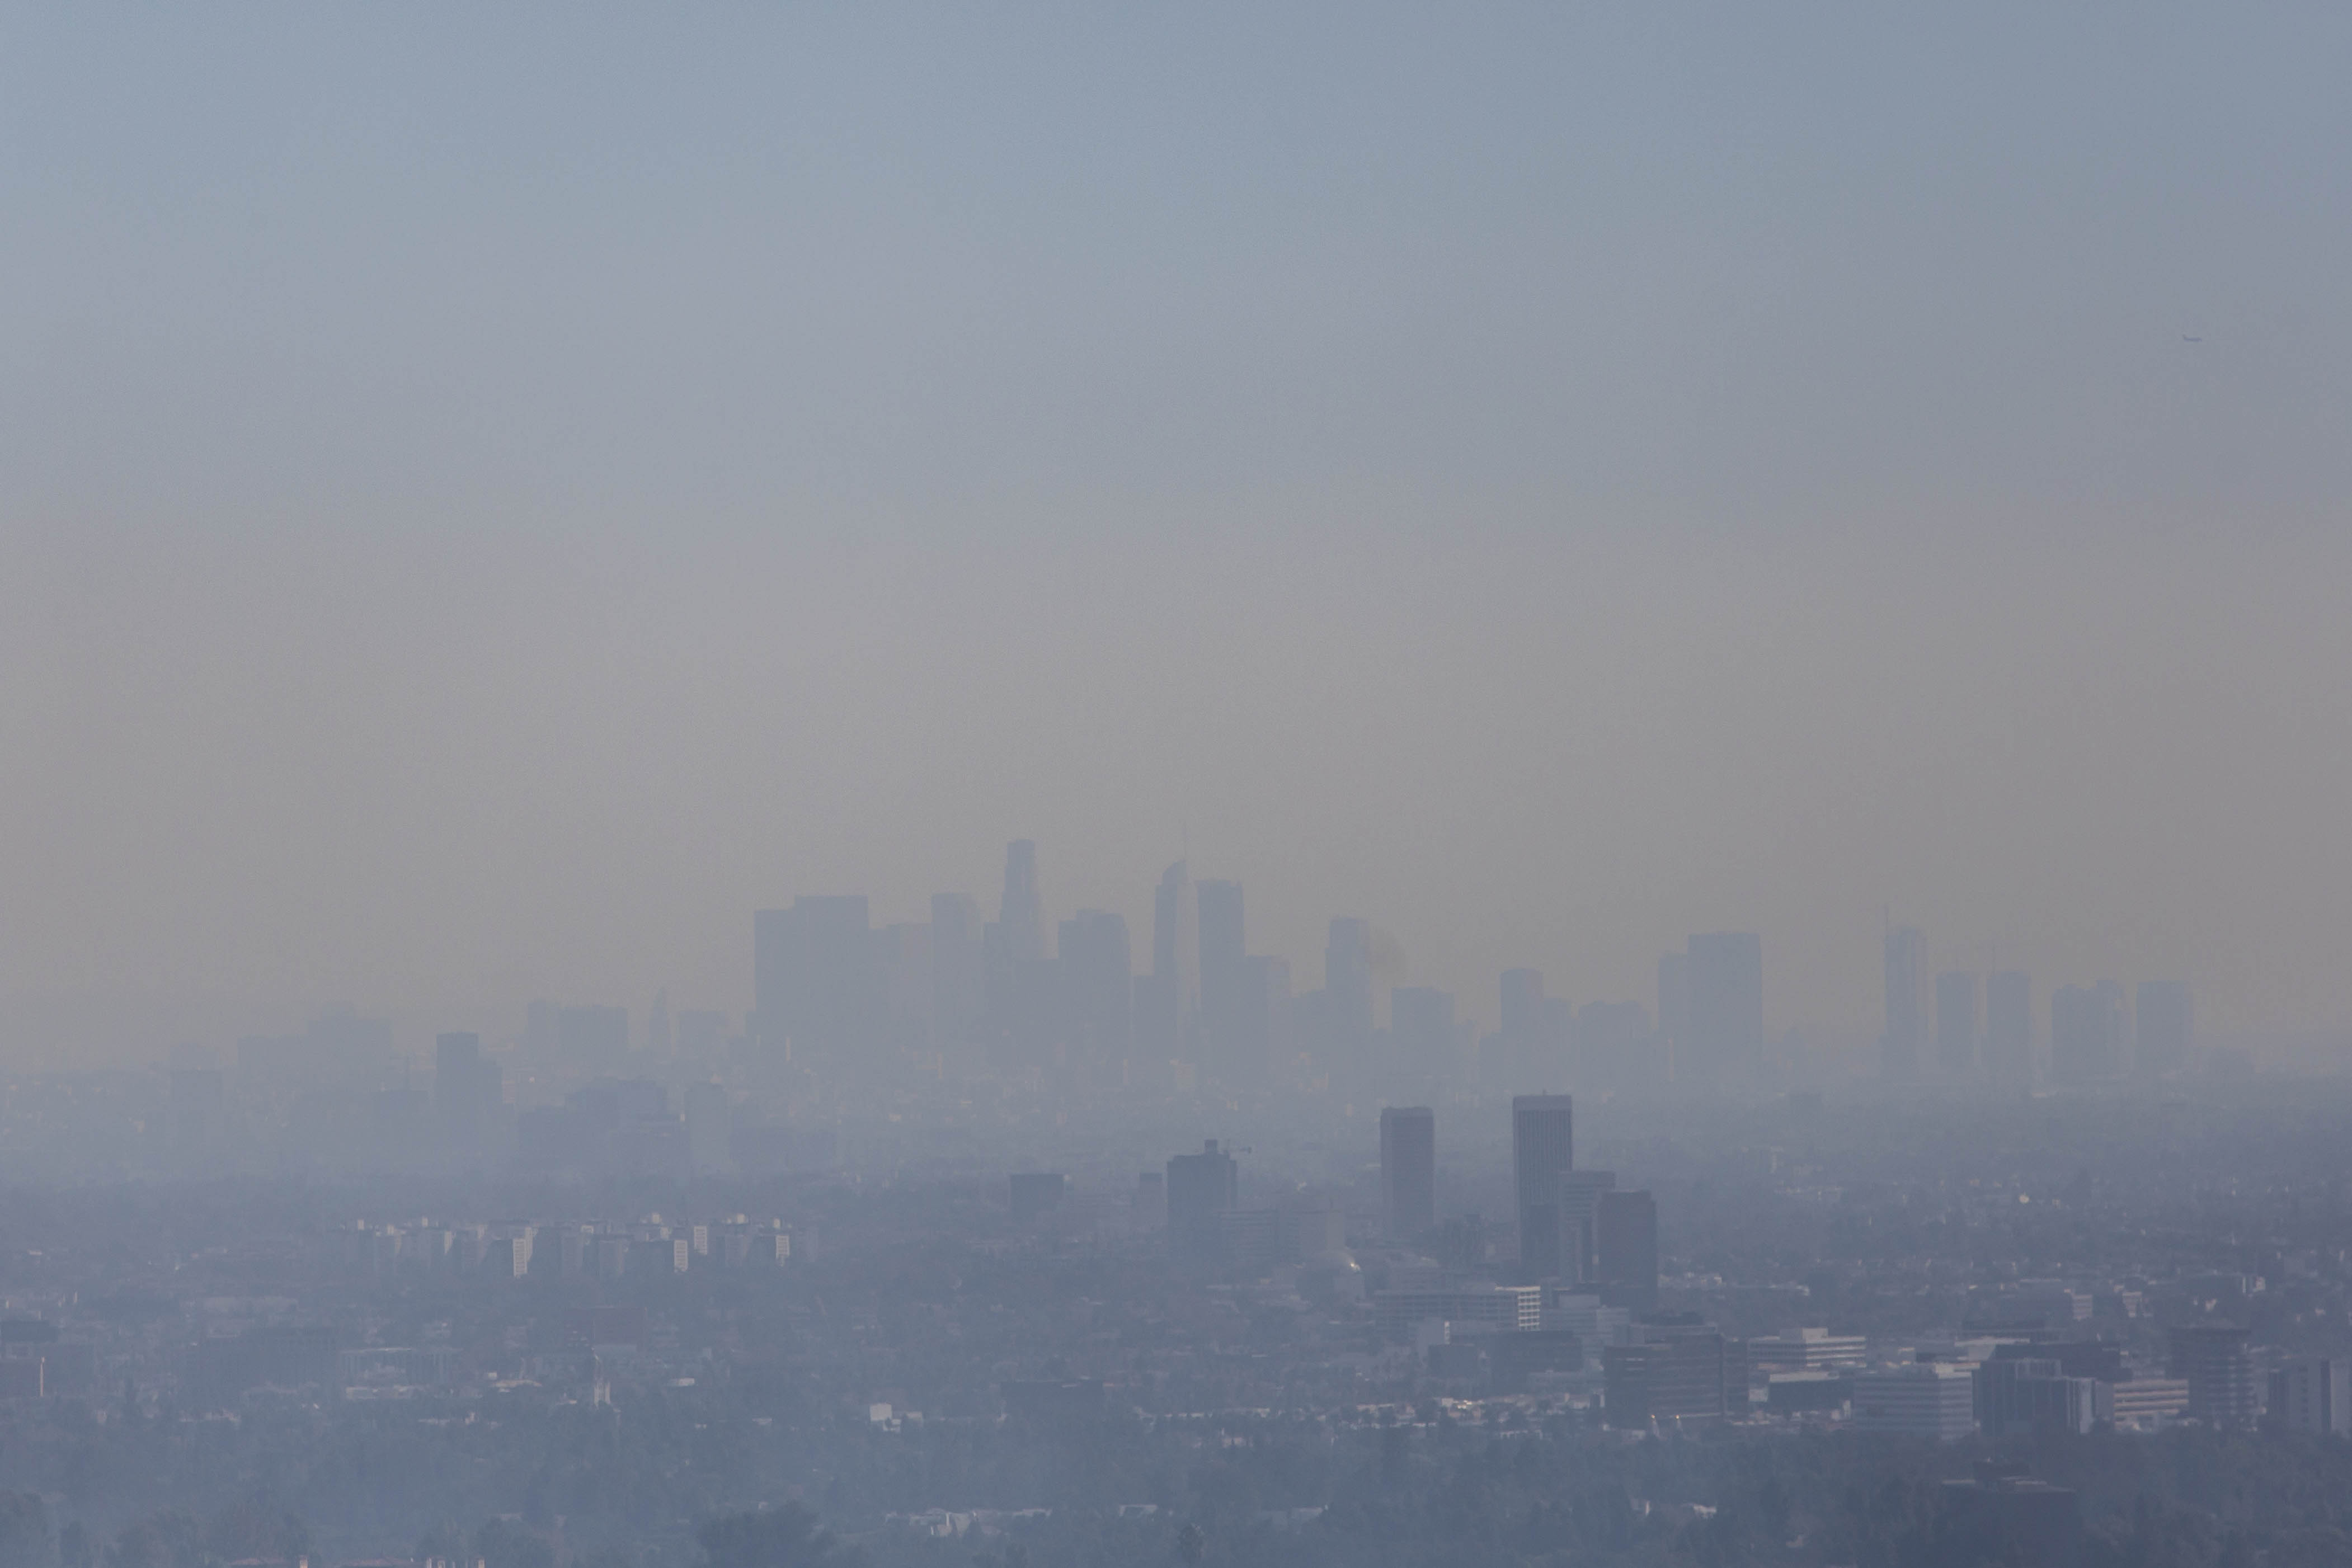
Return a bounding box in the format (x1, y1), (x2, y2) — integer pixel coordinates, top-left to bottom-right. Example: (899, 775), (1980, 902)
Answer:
(3, 6), (2348, 1060)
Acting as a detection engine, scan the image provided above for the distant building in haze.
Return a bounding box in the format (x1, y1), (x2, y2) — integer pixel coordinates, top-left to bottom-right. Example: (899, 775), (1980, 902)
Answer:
(2170, 1325), (2260, 1429)
(1379, 1106), (1436, 1240)
(1596, 1189), (1659, 1311)
(1166, 1139), (1240, 1270)
(1560, 1169), (1616, 1286)
(1512, 1095), (1574, 1280)
(2270, 1357), (2351, 1435)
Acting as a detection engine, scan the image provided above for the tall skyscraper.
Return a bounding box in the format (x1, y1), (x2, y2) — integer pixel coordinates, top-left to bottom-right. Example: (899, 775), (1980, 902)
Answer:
(1152, 860), (1202, 1062)
(1059, 910), (1133, 1068)
(1166, 1139), (1240, 1270)
(2135, 981), (2193, 1075)
(1985, 971), (2031, 1081)
(1935, 971), (1981, 1075)
(1683, 933), (1763, 1082)
(1512, 1094), (1574, 1280)
(1596, 1189), (1660, 1311)
(1559, 1168), (1617, 1285)
(1379, 1106), (1436, 1240)
(1882, 925), (1927, 1077)
(1197, 879), (1246, 1070)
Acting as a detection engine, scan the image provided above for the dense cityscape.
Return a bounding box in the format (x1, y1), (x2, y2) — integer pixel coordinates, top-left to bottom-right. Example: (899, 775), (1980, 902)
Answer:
(0, 841), (2337, 1567)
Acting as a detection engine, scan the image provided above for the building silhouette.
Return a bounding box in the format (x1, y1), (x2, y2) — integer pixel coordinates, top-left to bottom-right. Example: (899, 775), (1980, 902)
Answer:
(1511, 1094), (1574, 1279)
(2170, 1325), (2260, 1429)
(1379, 1106), (1436, 1241)
(1560, 1168), (1617, 1285)
(1936, 971), (1981, 1075)
(1167, 1139), (1240, 1270)
(1596, 1189), (1659, 1311)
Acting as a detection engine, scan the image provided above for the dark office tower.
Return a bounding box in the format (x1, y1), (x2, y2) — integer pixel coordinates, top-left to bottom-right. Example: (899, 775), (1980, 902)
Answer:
(999, 840), (1045, 964)
(1058, 910), (1133, 1069)
(1326, 919), (1375, 1044)
(1512, 1094), (1575, 1280)
(1391, 987), (1456, 1070)
(1166, 1139), (1240, 1269)
(1153, 861), (1202, 1061)
(1197, 879), (1246, 1065)
(1882, 925), (1927, 1077)
(1560, 1169), (1617, 1284)
(1379, 1107), (1437, 1240)
(1596, 1189), (1660, 1311)
(2135, 981), (2192, 1075)
(1684, 934), (1763, 1082)
(1985, 971), (2032, 1081)
(1936, 971), (1981, 1075)
(2050, 981), (2125, 1084)
(930, 893), (986, 1051)
(2171, 1325), (2260, 1429)
(753, 896), (879, 1063)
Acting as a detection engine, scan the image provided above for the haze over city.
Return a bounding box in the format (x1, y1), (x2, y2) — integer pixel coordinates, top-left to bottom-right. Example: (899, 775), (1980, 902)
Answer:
(3, 7), (2351, 1568)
